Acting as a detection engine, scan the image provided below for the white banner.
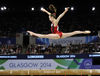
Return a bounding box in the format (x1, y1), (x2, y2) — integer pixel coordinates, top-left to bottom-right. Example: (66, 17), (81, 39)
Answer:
(0, 59), (97, 69)
(0, 59), (74, 70)
(36, 36), (98, 46)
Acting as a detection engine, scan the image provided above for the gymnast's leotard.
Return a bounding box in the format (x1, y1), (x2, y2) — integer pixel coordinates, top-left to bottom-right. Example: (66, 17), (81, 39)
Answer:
(51, 23), (62, 38)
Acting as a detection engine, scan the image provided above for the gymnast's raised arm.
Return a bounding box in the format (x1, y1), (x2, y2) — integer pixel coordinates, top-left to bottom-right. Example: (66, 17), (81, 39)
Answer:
(41, 8), (51, 15)
(57, 7), (69, 22)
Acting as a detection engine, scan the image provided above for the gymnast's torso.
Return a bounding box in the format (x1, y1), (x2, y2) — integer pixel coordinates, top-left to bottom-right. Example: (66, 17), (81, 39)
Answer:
(51, 23), (62, 38)
(51, 23), (59, 33)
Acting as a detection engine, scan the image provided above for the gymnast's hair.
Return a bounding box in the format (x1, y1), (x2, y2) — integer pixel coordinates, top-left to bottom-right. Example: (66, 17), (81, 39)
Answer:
(49, 4), (57, 18)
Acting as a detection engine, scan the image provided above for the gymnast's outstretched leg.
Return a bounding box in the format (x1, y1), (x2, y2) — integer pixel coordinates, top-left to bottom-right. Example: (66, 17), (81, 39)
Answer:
(61, 31), (91, 39)
(27, 31), (60, 39)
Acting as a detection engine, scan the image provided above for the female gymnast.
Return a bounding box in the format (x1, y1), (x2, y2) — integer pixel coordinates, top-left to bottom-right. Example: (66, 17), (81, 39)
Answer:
(27, 4), (90, 39)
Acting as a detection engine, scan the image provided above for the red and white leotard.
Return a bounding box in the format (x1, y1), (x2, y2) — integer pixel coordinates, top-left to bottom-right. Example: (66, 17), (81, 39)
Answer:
(51, 23), (62, 38)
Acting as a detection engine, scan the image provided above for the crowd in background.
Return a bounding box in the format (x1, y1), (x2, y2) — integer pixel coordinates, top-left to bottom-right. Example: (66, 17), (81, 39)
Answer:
(26, 43), (100, 54)
(0, 42), (100, 55)
(0, 44), (22, 55)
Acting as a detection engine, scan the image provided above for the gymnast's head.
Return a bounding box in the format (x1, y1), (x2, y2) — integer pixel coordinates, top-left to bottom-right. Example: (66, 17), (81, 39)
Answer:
(49, 4), (57, 22)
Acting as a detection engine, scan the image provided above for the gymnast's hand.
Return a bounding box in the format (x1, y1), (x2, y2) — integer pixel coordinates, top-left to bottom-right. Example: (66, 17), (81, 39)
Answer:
(65, 7), (69, 11)
(27, 31), (34, 36)
(41, 8), (46, 12)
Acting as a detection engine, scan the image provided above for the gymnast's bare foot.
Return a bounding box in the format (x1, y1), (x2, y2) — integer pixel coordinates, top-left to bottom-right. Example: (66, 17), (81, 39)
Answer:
(74, 31), (91, 34)
(27, 31), (34, 36)
(84, 31), (91, 34)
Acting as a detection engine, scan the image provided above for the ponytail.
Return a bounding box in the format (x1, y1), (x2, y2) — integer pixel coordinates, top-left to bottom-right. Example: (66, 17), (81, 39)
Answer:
(49, 4), (57, 18)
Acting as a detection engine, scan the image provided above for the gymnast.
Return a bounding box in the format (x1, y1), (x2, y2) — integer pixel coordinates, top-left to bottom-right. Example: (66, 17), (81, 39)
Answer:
(27, 4), (90, 39)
